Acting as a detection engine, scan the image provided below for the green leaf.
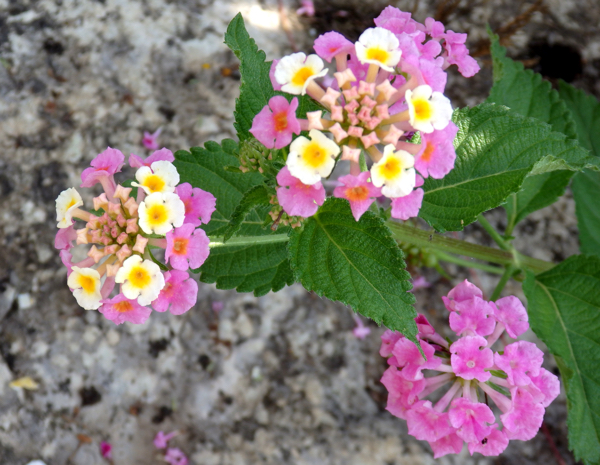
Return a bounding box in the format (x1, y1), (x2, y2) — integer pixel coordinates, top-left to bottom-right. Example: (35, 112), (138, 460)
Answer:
(487, 30), (578, 228)
(174, 140), (293, 296)
(558, 81), (600, 258)
(523, 255), (600, 464)
(148, 247), (168, 272)
(288, 198), (418, 341)
(224, 13), (320, 140)
(419, 103), (590, 232)
(223, 185), (271, 242)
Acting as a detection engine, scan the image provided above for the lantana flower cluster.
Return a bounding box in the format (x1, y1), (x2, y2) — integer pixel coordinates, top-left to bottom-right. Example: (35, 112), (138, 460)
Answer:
(380, 280), (560, 458)
(55, 147), (216, 325)
(250, 6), (479, 224)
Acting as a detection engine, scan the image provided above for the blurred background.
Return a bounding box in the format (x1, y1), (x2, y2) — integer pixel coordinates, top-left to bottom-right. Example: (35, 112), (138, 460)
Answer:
(0, 0), (599, 463)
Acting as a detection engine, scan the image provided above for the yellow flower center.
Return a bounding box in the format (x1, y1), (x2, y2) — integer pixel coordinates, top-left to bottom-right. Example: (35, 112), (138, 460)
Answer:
(128, 265), (151, 288)
(412, 98), (432, 121)
(291, 66), (314, 87)
(78, 274), (96, 293)
(66, 198), (78, 210)
(365, 47), (390, 64)
(146, 204), (168, 226)
(143, 174), (166, 193)
(115, 301), (133, 313)
(379, 156), (402, 180)
(302, 141), (328, 168)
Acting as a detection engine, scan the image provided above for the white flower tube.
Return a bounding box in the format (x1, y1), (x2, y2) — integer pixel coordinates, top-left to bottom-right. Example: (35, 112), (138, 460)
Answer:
(275, 52), (328, 95)
(67, 266), (102, 310)
(355, 27), (402, 72)
(406, 85), (453, 133)
(133, 160), (180, 195)
(371, 144), (416, 198)
(56, 188), (83, 228)
(287, 129), (340, 185)
(115, 255), (165, 306)
(138, 192), (185, 235)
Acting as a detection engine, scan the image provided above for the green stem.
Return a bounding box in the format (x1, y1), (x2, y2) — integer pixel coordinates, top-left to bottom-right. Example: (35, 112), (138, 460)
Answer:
(477, 214), (511, 251)
(434, 251), (505, 275)
(489, 265), (516, 301)
(385, 221), (553, 274)
(504, 193), (518, 238)
(209, 233), (289, 248)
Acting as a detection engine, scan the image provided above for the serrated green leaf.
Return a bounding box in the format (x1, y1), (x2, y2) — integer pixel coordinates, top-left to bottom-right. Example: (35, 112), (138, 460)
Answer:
(288, 198), (418, 341)
(419, 103), (590, 232)
(523, 256), (600, 464)
(487, 31), (579, 229)
(224, 13), (321, 140)
(223, 185), (271, 242)
(173, 140), (293, 295)
(558, 81), (600, 258)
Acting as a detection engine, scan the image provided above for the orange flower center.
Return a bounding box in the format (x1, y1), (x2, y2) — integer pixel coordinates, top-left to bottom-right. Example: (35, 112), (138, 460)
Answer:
(273, 111), (288, 132)
(173, 237), (188, 255)
(345, 186), (369, 202)
(421, 142), (436, 163)
(114, 301), (133, 313)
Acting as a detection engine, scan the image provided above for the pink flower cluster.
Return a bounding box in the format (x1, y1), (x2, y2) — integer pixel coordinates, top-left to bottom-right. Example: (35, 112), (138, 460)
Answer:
(380, 280), (560, 458)
(154, 431), (188, 465)
(55, 147), (216, 325)
(250, 6), (479, 223)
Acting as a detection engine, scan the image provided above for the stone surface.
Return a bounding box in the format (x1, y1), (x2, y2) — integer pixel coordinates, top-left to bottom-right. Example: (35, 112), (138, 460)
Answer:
(1, 0), (599, 464)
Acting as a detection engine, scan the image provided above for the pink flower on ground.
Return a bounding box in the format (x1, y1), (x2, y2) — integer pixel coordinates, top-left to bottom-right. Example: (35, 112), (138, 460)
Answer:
(381, 366), (425, 419)
(449, 398), (495, 443)
(55, 225), (77, 250)
(212, 300), (224, 312)
(165, 224), (210, 271)
(468, 427), (509, 456)
(333, 172), (382, 221)
(450, 336), (493, 382)
(296, 0), (315, 17)
(352, 314), (371, 339)
(99, 293), (152, 325)
(428, 432), (463, 459)
(276, 166), (326, 217)
(129, 148), (175, 169)
(80, 147), (125, 189)
(390, 188), (423, 220)
(493, 295), (529, 338)
(501, 387), (545, 440)
(175, 183), (216, 227)
(391, 338), (441, 380)
(152, 271), (198, 315)
(406, 401), (455, 441)
(415, 122), (458, 179)
(411, 276), (431, 290)
(442, 279), (483, 312)
(250, 96), (301, 149)
(153, 431), (178, 449)
(99, 441), (112, 460)
(449, 297), (496, 337)
(313, 31), (355, 62)
(165, 448), (188, 465)
(494, 341), (543, 386)
(142, 127), (162, 150)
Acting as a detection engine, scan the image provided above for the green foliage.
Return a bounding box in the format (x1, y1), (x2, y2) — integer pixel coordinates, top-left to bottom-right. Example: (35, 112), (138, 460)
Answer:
(419, 103), (590, 232)
(174, 140), (293, 296)
(223, 185), (272, 242)
(224, 13), (320, 141)
(558, 82), (600, 258)
(524, 256), (600, 464)
(288, 198), (418, 341)
(487, 31), (579, 230)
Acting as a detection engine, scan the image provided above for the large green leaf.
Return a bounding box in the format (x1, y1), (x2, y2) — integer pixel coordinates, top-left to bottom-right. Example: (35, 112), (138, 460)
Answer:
(524, 255), (600, 464)
(288, 198), (418, 341)
(174, 141), (293, 296)
(558, 81), (600, 258)
(486, 32), (578, 230)
(418, 103), (591, 232)
(224, 13), (320, 140)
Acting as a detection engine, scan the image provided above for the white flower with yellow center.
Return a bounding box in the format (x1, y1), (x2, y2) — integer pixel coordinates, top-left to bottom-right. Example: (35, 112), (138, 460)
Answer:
(275, 52), (328, 95)
(56, 187), (83, 229)
(67, 266), (102, 310)
(371, 145), (416, 198)
(138, 192), (185, 235)
(355, 27), (401, 72)
(287, 129), (340, 185)
(115, 255), (165, 305)
(405, 85), (453, 133)
(133, 160), (180, 195)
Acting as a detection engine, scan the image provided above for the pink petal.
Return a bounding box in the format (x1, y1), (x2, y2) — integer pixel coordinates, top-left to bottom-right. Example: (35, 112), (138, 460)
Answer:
(493, 295), (529, 338)
(390, 188), (423, 220)
(152, 270), (198, 315)
(276, 167), (325, 218)
(313, 31), (355, 63)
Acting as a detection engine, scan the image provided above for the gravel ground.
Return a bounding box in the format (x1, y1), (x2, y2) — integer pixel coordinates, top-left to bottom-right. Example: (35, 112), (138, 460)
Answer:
(0, 0), (599, 464)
